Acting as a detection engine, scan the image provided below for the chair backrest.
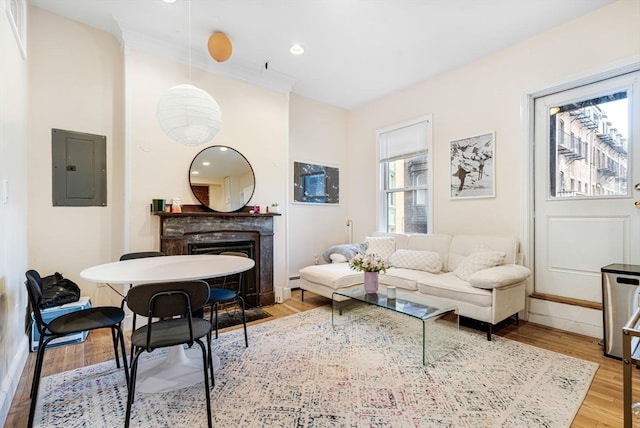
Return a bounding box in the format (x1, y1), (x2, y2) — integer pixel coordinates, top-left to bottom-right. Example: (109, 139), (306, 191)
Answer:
(25, 270), (47, 333)
(220, 251), (249, 258)
(120, 251), (165, 261)
(126, 280), (209, 319)
(218, 251), (248, 292)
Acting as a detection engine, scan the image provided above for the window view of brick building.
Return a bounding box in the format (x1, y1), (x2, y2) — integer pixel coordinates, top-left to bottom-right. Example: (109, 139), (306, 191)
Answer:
(550, 92), (628, 198)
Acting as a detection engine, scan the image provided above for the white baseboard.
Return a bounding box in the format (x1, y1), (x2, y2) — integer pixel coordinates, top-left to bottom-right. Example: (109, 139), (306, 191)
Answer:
(528, 297), (603, 338)
(275, 286), (292, 303)
(0, 336), (29, 426)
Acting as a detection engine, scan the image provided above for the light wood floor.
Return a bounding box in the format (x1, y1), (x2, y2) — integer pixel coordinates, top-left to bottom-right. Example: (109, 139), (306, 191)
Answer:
(5, 289), (636, 427)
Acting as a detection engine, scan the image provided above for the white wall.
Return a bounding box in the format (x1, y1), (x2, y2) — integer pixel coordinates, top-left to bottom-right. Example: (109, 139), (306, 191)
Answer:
(347, 0), (640, 243)
(288, 94), (349, 277)
(346, 0), (639, 335)
(27, 7), (125, 308)
(0, 0), (29, 423)
(1, 0), (637, 420)
(26, 9), (291, 301)
(124, 49), (290, 293)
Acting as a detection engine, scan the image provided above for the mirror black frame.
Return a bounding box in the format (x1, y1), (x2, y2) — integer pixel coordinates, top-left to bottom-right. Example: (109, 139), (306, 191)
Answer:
(189, 145), (255, 212)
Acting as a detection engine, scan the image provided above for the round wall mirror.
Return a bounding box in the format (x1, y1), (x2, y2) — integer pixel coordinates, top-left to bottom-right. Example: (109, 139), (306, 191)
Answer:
(189, 145), (255, 212)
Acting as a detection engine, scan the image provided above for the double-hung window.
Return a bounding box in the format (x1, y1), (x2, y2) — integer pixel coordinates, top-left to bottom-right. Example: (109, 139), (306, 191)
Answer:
(377, 115), (432, 233)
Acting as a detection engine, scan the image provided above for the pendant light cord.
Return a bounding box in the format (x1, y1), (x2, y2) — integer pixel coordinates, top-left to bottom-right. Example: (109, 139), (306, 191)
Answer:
(188, 0), (192, 82)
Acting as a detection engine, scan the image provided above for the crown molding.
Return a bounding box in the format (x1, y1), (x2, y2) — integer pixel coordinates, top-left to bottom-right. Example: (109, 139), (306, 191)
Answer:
(119, 28), (296, 94)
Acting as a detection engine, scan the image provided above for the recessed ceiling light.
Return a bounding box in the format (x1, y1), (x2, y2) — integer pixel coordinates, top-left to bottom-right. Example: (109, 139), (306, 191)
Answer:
(290, 44), (304, 55)
(202, 161), (210, 166)
(192, 170), (199, 175)
(162, 0), (177, 3)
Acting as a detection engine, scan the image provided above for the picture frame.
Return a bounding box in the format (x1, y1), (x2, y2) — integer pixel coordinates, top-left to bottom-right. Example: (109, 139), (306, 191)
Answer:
(293, 161), (339, 204)
(450, 132), (495, 199)
(6, 0), (26, 59)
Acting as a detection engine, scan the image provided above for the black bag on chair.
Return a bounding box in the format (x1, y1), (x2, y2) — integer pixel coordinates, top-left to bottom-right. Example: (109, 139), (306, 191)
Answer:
(40, 272), (81, 308)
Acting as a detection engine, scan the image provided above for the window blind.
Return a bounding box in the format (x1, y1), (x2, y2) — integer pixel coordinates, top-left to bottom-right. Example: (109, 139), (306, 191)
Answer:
(379, 119), (430, 161)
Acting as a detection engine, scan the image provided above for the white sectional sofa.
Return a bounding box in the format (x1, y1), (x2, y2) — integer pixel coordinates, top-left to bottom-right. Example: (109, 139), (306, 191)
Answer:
(299, 233), (531, 340)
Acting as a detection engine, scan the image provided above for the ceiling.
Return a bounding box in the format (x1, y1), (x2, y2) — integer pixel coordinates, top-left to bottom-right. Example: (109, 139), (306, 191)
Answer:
(31, 0), (616, 109)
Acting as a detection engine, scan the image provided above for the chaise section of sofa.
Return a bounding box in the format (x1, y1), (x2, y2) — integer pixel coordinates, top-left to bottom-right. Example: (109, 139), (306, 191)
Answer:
(299, 233), (531, 340)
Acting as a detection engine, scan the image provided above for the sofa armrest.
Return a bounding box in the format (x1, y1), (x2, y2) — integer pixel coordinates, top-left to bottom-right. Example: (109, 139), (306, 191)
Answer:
(468, 264), (531, 289)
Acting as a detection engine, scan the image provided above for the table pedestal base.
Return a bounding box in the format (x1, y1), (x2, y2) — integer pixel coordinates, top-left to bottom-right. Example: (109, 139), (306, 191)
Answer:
(135, 345), (220, 393)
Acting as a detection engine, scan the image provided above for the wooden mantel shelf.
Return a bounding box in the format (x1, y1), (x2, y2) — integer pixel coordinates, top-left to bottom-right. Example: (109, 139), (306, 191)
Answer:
(153, 204), (281, 217)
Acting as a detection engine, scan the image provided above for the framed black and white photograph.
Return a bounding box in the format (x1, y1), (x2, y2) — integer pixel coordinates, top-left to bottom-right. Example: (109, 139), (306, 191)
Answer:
(6, 0), (26, 58)
(450, 132), (495, 199)
(293, 161), (339, 204)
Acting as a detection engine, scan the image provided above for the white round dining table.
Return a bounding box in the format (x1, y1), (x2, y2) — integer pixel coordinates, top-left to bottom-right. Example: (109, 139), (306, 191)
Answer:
(80, 254), (255, 393)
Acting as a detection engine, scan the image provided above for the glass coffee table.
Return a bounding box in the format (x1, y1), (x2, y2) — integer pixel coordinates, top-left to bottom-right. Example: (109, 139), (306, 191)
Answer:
(332, 289), (459, 365)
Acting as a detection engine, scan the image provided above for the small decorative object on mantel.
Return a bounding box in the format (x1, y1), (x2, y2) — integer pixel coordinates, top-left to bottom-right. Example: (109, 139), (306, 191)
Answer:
(151, 199), (166, 212)
(349, 253), (390, 294)
(171, 198), (182, 213)
(270, 203), (280, 213)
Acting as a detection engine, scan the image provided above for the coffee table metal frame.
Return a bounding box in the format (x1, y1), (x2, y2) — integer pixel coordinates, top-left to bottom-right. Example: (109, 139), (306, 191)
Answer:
(331, 289), (459, 365)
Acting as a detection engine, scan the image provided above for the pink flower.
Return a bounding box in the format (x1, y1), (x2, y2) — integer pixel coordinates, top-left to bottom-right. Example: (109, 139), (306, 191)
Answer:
(348, 253), (390, 274)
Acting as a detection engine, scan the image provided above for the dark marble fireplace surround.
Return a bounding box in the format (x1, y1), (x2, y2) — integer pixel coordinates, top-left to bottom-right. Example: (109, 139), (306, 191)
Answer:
(156, 205), (278, 306)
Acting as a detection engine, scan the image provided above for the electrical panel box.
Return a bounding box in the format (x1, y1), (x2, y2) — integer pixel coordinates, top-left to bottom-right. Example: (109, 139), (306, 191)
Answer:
(52, 128), (106, 207)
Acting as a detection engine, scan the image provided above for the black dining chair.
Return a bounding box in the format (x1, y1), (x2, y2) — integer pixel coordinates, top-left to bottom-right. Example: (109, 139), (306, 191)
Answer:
(125, 280), (213, 428)
(25, 269), (129, 428)
(103, 251), (166, 299)
(119, 251), (165, 261)
(118, 251), (166, 362)
(206, 251), (250, 348)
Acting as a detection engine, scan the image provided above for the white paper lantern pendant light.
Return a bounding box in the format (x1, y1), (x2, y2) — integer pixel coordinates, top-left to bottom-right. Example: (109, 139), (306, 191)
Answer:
(156, 84), (222, 146)
(156, 0), (222, 147)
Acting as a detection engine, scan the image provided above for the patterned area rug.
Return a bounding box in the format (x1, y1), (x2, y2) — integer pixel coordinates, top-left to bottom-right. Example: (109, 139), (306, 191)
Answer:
(213, 306), (272, 329)
(34, 306), (598, 427)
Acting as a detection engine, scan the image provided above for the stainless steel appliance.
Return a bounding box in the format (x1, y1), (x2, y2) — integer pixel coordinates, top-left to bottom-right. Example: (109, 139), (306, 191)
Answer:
(602, 263), (640, 359)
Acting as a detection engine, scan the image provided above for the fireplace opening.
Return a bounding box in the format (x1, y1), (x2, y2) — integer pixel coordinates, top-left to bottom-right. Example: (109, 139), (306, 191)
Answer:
(188, 241), (257, 307)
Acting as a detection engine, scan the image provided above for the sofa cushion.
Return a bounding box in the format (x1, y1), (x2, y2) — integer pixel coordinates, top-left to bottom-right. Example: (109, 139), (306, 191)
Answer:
(406, 234), (452, 269)
(453, 251), (506, 281)
(448, 235), (519, 271)
(370, 232), (410, 250)
(469, 264), (531, 289)
(330, 253), (348, 263)
(378, 267), (439, 291)
(365, 236), (396, 259)
(417, 272), (492, 307)
(299, 263), (363, 290)
(390, 249), (442, 273)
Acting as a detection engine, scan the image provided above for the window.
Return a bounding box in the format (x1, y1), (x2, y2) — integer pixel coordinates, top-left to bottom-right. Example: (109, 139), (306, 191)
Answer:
(377, 115), (432, 233)
(548, 91), (628, 198)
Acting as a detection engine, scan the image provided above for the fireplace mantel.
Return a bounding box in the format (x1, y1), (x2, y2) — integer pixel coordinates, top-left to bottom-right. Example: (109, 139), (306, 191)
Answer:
(155, 206), (279, 306)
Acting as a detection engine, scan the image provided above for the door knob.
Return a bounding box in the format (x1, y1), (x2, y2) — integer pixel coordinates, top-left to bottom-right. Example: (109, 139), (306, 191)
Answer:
(636, 200), (640, 208)
(635, 183), (640, 191)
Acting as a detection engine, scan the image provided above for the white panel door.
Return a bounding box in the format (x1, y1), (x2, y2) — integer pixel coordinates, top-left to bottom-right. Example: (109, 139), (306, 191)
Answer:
(534, 71), (640, 302)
